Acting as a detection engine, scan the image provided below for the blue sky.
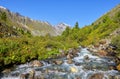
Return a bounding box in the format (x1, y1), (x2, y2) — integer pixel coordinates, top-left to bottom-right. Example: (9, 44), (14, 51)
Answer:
(0, 0), (120, 27)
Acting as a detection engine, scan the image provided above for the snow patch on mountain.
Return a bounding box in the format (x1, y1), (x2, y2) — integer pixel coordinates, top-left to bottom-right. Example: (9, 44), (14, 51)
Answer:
(0, 6), (7, 10)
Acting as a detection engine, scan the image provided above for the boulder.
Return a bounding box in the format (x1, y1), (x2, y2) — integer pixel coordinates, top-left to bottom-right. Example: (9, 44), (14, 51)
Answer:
(114, 75), (120, 79)
(109, 66), (115, 70)
(2, 68), (11, 74)
(20, 74), (26, 79)
(97, 50), (108, 56)
(31, 60), (43, 67)
(108, 75), (120, 79)
(20, 74), (29, 79)
(84, 55), (89, 60)
(70, 66), (78, 73)
(53, 60), (63, 65)
(89, 73), (104, 79)
(29, 69), (35, 79)
(66, 54), (73, 59)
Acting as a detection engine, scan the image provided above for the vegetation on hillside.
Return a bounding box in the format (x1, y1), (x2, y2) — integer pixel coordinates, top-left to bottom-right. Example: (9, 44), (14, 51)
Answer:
(62, 5), (120, 46)
(0, 36), (79, 70)
(112, 35), (120, 57)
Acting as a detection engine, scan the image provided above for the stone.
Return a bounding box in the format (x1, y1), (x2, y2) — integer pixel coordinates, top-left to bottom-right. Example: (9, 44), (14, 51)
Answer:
(70, 67), (78, 73)
(108, 75), (114, 79)
(108, 75), (120, 79)
(20, 74), (26, 79)
(97, 50), (108, 56)
(109, 66), (115, 70)
(53, 60), (63, 65)
(2, 68), (11, 74)
(99, 40), (106, 45)
(67, 59), (73, 64)
(75, 62), (81, 66)
(114, 75), (120, 79)
(76, 78), (81, 79)
(29, 69), (35, 79)
(67, 54), (73, 59)
(31, 60), (43, 67)
(20, 74), (29, 79)
(67, 54), (71, 59)
(84, 55), (89, 60)
(94, 43), (100, 48)
(89, 73), (104, 79)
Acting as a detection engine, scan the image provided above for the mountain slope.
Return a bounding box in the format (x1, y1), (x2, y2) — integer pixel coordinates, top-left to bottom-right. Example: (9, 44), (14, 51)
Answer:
(0, 6), (67, 37)
(54, 23), (69, 35)
(79, 4), (120, 45)
(61, 4), (120, 46)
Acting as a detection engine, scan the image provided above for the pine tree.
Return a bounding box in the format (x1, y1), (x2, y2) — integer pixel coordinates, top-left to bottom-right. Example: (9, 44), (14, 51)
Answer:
(74, 22), (79, 29)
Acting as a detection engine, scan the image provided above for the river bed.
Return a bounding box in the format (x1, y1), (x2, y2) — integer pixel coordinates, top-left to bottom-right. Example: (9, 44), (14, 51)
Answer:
(0, 48), (120, 79)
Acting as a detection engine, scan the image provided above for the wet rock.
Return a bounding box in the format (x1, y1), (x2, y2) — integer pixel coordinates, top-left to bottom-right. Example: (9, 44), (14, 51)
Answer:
(67, 59), (73, 64)
(75, 62), (81, 66)
(34, 75), (45, 79)
(76, 77), (81, 79)
(31, 60), (43, 67)
(45, 68), (49, 74)
(20, 74), (26, 79)
(29, 69), (35, 79)
(114, 58), (120, 65)
(68, 48), (79, 57)
(70, 67), (78, 73)
(108, 75), (120, 79)
(84, 55), (90, 63)
(67, 54), (73, 59)
(114, 75), (120, 79)
(2, 68), (11, 74)
(71, 49), (79, 57)
(109, 66), (116, 70)
(97, 50), (108, 56)
(84, 55), (89, 60)
(53, 60), (63, 65)
(89, 73), (104, 79)
(20, 74), (29, 79)
(108, 75), (115, 79)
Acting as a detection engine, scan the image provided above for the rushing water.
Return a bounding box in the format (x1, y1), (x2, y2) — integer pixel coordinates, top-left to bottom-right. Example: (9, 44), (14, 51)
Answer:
(0, 48), (120, 79)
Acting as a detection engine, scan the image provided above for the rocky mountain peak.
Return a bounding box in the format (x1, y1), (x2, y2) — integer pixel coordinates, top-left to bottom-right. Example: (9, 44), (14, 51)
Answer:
(54, 23), (69, 35)
(0, 6), (7, 10)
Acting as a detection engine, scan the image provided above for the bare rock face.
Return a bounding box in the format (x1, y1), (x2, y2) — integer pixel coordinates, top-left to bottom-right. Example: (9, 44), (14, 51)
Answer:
(54, 23), (68, 35)
(88, 73), (104, 79)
